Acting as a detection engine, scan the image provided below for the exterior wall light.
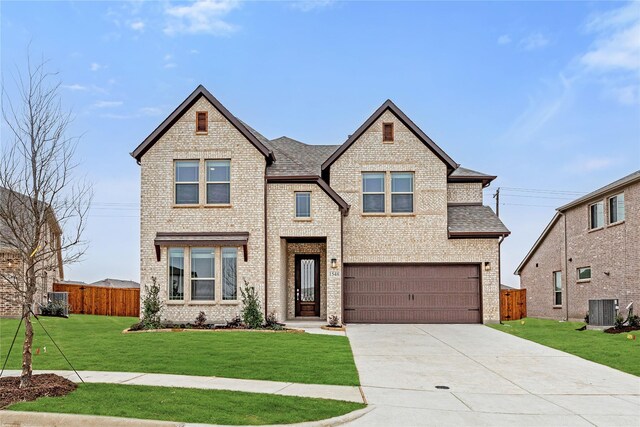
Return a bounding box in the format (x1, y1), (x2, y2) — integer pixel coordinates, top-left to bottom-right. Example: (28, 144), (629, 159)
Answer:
(484, 261), (491, 271)
(331, 258), (337, 268)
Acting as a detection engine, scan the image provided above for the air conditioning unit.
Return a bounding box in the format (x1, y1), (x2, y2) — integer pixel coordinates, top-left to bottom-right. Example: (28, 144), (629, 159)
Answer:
(47, 291), (70, 317)
(588, 299), (618, 326)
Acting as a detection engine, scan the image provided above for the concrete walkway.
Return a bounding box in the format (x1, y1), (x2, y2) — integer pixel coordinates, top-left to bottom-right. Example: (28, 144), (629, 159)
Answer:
(344, 324), (640, 427)
(0, 370), (363, 403)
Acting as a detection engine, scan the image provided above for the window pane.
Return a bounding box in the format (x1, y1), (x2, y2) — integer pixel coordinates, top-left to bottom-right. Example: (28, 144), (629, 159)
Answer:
(176, 184), (199, 204)
(553, 272), (562, 292)
(392, 194), (413, 213)
(168, 248), (184, 300)
(207, 183), (230, 204)
(363, 173), (384, 193)
(590, 203), (603, 228)
(610, 194), (624, 223)
(363, 194), (384, 213)
(207, 160), (230, 182)
(176, 161), (199, 182)
(392, 173), (413, 193)
(191, 248), (214, 279)
(555, 291), (562, 305)
(222, 248), (237, 300)
(296, 193), (311, 217)
(578, 267), (591, 280)
(191, 280), (215, 300)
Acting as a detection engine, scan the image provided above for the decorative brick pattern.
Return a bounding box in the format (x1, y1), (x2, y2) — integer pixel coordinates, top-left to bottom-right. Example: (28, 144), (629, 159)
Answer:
(519, 180), (639, 320)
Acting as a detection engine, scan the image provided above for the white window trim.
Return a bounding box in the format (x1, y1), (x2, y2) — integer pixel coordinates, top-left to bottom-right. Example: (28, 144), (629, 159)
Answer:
(577, 266), (592, 282)
(362, 172), (386, 214)
(553, 271), (562, 306)
(190, 248), (216, 302)
(588, 201), (604, 230)
(205, 160), (231, 205)
(607, 193), (625, 225)
(168, 247), (185, 302)
(294, 191), (312, 219)
(221, 247), (238, 301)
(390, 172), (414, 214)
(174, 160), (200, 206)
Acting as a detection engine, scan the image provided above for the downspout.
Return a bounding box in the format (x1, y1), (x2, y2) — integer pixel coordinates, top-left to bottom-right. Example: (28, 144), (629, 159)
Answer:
(498, 235), (504, 324)
(562, 211), (569, 321)
(264, 171), (268, 318)
(340, 211), (344, 324)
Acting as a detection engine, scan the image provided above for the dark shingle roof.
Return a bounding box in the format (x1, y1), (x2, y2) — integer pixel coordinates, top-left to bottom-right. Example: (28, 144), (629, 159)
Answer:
(265, 137), (338, 176)
(447, 205), (510, 237)
(558, 170), (640, 211)
(450, 167), (494, 178)
(89, 278), (140, 289)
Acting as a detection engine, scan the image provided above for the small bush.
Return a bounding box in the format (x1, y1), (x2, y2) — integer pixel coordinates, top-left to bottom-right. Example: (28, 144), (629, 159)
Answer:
(614, 315), (625, 329)
(194, 311), (207, 328)
(627, 314), (640, 328)
(265, 312), (283, 330)
(227, 315), (242, 328)
(40, 300), (68, 317)
(129, 322), (145, 331)
(328, 315), (340, 327)
(240, 280), (263, 329)
(141, 277), (164, 329)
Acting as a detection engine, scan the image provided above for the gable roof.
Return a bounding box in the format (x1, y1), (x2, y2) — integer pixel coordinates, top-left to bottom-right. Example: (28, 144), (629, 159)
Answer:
(321, 100), (459, 173)
(449, 167), (496, 187)
(513, 212), (561, 275)
(557, 170), (640, 212)
(131, 85), (274, 163)
(447, 205), (510, 238)
(265, 137), (339, 176)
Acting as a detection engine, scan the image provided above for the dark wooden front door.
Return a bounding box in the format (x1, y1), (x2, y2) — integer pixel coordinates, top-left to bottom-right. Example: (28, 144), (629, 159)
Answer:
(295, 255), (320, 317)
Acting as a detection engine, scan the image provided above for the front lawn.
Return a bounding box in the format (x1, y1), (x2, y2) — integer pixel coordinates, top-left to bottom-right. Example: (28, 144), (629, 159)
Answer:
(0, 315), (360, 386)
(7, 383), (365, 425)
(490, 318), (640, 376)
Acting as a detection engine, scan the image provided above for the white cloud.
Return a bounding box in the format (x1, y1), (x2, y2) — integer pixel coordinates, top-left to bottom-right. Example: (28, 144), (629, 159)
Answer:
(93, 101), (123, 108)
(290, 0), (335, 12)
(62, 84), (88, 91)
(90, 62), (105, 72)
(164, 54), (173, 61)
(497, 34), (511, 45)
(139, 107), (163, 116)
(130, 20), (145, 31)
(164, 63), (177, 69)
(520, 32), (550, 50)
(164, 0), (240, 36)
(190, 49), (199, 55)
(566, 156), (619, 173)
(101, 106), (164, 120)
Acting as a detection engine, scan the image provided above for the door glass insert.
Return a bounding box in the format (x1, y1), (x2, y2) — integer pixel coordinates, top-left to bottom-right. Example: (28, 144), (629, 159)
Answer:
(301, 259), (315, 302)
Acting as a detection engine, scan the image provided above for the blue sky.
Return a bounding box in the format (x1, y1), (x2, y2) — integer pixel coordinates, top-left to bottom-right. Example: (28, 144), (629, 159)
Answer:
(2, 1), (639, 285)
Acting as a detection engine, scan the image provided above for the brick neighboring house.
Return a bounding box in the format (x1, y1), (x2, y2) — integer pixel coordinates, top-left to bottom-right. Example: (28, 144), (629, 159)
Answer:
(131, 85), (509, 325)
(0, 187), (64, 318)
(515, 171), (640, 320)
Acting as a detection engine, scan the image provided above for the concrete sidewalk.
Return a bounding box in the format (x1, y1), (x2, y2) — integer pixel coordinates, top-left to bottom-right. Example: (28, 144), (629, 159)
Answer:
(0, 370), (363, 403)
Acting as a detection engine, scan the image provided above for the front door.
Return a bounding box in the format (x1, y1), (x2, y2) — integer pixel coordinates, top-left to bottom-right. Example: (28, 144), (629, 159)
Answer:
(295, 254), (320, 317)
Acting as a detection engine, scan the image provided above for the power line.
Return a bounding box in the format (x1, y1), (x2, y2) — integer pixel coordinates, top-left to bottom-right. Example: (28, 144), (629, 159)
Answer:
(500, 187), (587, 196)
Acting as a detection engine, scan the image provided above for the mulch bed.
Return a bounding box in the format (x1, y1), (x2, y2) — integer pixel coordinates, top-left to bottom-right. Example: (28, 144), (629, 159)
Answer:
(0, 374), (76, 408)
(604, 326), (640, 334)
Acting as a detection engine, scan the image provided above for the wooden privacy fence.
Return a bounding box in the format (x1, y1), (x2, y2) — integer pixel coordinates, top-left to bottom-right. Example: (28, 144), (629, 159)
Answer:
(53, 283), (139, 317)
(500, 288), (527, 321)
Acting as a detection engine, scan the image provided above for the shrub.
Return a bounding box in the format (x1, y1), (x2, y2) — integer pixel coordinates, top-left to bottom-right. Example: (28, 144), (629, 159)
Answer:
(194, 311), (207, 328)
(141, 277), (164, 329)
(240, 280), (263, 329)
(627, 314), (640, 328)
(129, 322), (145, 331)
(614, 315), (625, 329)
(328, 315), (340, 327)
(265, 312), (283, 330)
(40, 300), (68, 317)
(227, 315), (242, 328)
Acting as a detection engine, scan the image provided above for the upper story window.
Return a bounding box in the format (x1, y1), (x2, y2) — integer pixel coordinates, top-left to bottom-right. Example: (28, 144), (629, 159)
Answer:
(391, 172), (414, 213)
(175, 161), (199, 205)
(191, 248), (215, 300)
(168, 248), (185, 301)
(589, 201), (604, 229)
(362, 173), (385, 213)
(196, 111), (208, 134)
(577, 266), (591, 281)
(295, 192), (311, 218)
(608, 193), (625, 224)
(206, 160), (230, 204)
(383, 122), (394, 142)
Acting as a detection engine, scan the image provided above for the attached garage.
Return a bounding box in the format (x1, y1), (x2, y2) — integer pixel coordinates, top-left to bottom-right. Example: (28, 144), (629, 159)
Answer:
(343, 264), (481, 324)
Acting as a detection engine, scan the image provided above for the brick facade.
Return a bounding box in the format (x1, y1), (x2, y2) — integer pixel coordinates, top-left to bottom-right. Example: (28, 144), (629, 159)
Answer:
(519, 179), (639, 320)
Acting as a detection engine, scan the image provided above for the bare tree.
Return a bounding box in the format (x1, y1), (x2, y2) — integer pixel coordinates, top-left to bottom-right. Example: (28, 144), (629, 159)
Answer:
(0, 54), (92, 388)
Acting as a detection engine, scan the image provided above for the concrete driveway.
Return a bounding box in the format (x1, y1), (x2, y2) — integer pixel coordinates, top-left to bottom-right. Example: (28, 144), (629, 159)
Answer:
(345, 324), (640, 426)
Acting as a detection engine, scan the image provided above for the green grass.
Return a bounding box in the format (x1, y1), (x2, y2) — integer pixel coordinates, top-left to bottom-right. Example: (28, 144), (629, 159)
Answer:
(490, 318), (640, 376)
(0, 315), (359, 386)
(7, 383), (365, 425)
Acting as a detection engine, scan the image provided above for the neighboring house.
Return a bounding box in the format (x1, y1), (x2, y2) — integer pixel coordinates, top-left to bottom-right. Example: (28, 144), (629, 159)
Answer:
(0, 187), (64, 318)
(131, 85), (509, 325)
(515, 171), (639, 320)
(88, 278), (140, 289)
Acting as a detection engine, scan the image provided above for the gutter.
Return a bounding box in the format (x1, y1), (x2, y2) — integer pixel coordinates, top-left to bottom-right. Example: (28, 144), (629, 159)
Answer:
(498, 235), (504, 324)
(264, 170), (269, 318)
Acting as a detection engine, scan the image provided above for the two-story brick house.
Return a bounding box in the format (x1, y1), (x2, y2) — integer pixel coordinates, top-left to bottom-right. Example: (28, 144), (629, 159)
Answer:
(515, 171), (639, 320)
(131, 86), (509, 324)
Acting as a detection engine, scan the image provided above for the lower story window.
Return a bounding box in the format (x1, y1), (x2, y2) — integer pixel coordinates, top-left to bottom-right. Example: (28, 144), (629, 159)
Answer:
(553, 271), (562, 305)
(191, 248), (215, 300)
(168, 248), (184, 300)
(222, 248), (237, 300)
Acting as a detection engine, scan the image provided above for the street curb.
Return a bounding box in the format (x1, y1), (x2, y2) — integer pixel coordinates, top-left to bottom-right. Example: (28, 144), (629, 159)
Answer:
(0, 406), (372, 427)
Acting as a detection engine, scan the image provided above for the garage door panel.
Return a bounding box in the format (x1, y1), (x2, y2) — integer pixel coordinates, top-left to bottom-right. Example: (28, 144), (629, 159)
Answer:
(344, 264), (481, 324)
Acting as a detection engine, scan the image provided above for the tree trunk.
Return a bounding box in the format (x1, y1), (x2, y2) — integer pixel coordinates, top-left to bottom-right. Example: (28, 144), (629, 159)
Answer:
(20, 307), (33, 388)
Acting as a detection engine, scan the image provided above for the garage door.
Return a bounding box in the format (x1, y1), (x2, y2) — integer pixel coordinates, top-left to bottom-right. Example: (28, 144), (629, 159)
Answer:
(343, 264), (481, 324)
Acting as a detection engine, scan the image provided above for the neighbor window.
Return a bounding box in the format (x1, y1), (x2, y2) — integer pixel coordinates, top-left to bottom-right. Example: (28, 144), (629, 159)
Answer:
(206, 160), (230, 204)
(589, 201), (604, 229)
(295, 192), (311, 218)
(577, 266), (591, 281)
(383, 122), (394, 142)
(191, 248), (215, 300)
(391, 172), (414, 213)
(553, 271), (562, 306)
(362, 173), (385, 213)
(609, 193), (625, 224)
(196, 111), (208, 133)
(168, 248), (184, 301)
(175, 161), (199, 204)
(222, 248), (237, 300)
